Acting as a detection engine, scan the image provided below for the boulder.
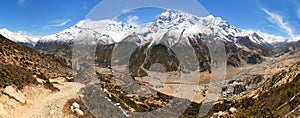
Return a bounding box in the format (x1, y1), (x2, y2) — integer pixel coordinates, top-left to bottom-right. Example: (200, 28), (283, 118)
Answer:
(212, 111), (228, 117)
(72, 102), (80, 109)
(3, 86), (26, 104)
(229, 107), (238, 114)
(70, 106), (75, 112)
(74, 108), (84, 116)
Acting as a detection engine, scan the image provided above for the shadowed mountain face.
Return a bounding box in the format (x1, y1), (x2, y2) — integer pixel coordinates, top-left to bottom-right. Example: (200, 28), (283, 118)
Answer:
(0, 35), (72, 81)
(82, 33), (272, 78)
(36, 34), (273, 78)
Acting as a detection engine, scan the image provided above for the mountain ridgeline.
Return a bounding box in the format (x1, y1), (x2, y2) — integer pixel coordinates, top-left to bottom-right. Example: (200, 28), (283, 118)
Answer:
(32, 10), (277, 78)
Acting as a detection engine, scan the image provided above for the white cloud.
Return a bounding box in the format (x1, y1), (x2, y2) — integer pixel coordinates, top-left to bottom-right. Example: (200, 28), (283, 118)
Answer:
(42, 19), (71, 30)
(50, 19), (71, 27)
(126, 15), (139, 26)
(18, 0), (25, 6)
(262, 8), (295, 38)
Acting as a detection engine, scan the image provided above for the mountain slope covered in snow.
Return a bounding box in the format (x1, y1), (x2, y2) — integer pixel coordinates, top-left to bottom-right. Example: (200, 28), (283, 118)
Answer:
(35, 9), (279, 47)
(0, 28), (38, 47)
(38, 19), (135, 44)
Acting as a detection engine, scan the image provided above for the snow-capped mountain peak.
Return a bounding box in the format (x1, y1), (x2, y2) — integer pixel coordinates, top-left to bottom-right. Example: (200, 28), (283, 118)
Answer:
(155, 9), (200, 29)
(135, 10), (242, 43)
(39, 19), (136, 44)
(0, 28), (38, 46)
(3, 9), (289, 49)
(240, 30), (287, 44)
(153, 10), (235, 34)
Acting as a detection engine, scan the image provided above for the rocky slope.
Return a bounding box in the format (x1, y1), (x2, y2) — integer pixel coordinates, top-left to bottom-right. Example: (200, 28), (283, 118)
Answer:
(0, 35), (72, 80)
(207, 61), (300, 117)
(273, 40), (300, 55)
(0, 35), (85, 117)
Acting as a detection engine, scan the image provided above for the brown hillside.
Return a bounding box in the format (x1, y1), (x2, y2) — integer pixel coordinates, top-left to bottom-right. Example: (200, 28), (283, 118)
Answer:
(0, 35), (72, 80)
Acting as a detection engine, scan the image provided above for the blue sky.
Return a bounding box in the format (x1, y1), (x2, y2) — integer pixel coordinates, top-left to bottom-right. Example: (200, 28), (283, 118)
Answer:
(0, 0), (101, 36)
(1, 0), (300, 39)
(200, 0), (300, 39)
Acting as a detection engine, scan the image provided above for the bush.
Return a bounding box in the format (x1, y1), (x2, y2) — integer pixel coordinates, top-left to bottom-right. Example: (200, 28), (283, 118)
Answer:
(0, 64), (37, 89)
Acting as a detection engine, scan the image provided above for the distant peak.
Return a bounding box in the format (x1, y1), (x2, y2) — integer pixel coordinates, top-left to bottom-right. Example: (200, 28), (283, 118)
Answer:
(0, 28), (10, 32)
(157, 9), (198, 21)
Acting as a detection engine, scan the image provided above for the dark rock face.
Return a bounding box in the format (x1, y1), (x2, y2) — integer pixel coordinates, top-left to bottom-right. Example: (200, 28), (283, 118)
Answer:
(247, 54), (263, 64)
(246, 75), (264, 86)
(129, 43), (181, 77)
(35, 40), (73, 57)
(95, 44), (115, 68)
(236, 36), (273, 56)
(33, 33), (274, 78)
(233, 84), (247, 94)
(273, 40), (300, 54)
(222, 74), (264, 98)
(36, 37), (272, 78)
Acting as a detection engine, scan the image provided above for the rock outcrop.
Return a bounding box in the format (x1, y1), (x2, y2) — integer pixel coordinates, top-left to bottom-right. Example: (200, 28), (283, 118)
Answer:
(222, 74), (264, 98)
(3, 86), (26, 103)
(70, 102), (84, 116)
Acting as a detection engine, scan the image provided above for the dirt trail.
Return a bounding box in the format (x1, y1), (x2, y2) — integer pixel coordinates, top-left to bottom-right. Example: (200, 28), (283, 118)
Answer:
(26, 82), (85, 118)
(0, 81), (84, 118)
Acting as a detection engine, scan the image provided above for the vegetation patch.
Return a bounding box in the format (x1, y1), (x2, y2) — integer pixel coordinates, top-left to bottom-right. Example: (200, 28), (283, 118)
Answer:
(0, 64), (37, 89)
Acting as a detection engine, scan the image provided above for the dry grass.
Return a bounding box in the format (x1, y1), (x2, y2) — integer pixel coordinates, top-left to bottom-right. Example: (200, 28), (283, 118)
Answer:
(199, 72), (211, 84)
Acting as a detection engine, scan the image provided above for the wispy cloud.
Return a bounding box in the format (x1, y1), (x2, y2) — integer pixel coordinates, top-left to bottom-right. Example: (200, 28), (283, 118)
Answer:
(49, 19), (71, 27)
(42, 19), (71, 30)
(18, 0), (25, 6)
(126, 15), (139, 26)
(82, 2), (88, 9)
(297, 9), (300, 19)
(261, 8), (295, 38)
(121, 9), (135, 14)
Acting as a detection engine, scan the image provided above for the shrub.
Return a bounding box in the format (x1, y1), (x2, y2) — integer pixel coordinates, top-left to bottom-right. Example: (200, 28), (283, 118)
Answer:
(0, 64), (37, 89)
